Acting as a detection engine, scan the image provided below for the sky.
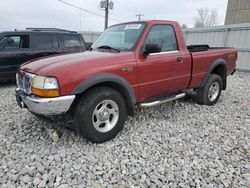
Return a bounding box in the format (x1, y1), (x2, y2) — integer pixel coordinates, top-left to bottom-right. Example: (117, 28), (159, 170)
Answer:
(0, 0), (228, 32)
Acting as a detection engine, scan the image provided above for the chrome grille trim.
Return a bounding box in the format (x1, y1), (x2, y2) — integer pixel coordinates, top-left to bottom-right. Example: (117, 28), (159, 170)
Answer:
(16, 71), (35, 94)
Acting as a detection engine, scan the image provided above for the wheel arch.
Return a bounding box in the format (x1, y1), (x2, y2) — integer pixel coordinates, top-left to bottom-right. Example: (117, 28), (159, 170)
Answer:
(71, 73), (136, 116)
(201, 59), (227, 90)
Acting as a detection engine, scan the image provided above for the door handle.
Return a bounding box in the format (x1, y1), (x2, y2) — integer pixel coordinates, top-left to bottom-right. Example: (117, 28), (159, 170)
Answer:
(177, 57), (184, 63)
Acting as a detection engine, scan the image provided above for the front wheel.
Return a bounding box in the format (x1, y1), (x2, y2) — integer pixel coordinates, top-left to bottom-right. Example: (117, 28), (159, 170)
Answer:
(196, 74), (223, 106)
(74, 87), (127, 143)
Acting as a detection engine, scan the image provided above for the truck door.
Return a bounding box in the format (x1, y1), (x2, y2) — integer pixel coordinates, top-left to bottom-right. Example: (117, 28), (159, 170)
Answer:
(61, 34), (84, 53)
(32, 34), (62, 59)
(137, 24), (191, 100)
(0, 34), (33, 80)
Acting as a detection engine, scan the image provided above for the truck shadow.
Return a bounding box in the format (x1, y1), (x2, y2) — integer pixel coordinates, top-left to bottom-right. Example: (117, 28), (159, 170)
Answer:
(0, 80), (16, 88)
(180, 93), (197, 103)
(20, 92), (198, 145)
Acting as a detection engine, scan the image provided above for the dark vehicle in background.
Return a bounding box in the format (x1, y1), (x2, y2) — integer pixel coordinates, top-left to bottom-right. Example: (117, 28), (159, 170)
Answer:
(0, 28), (86, 80)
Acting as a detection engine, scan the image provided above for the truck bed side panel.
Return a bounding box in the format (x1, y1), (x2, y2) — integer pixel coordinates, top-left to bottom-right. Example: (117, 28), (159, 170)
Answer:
(189, 48), (237, 89)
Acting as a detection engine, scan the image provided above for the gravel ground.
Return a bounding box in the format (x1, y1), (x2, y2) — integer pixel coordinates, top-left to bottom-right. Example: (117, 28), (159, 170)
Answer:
(0, 72), (249, 188)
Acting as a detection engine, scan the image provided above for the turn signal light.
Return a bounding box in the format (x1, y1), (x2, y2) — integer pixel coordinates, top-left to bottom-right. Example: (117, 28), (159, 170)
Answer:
(32, 88), (60, 97)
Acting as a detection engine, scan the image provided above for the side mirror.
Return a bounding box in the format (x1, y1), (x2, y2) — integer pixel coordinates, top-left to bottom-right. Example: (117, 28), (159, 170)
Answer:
(86, 42), (93, 50)
(143, 43), (161, 55)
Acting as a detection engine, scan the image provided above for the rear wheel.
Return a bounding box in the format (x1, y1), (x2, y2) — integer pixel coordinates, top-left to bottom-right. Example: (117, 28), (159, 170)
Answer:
(74, 87), (127, 143)
(196, 74), (222, 106)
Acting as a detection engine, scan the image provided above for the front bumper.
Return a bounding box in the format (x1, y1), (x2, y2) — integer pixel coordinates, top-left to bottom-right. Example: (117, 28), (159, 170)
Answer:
(15, 89), (75, 116)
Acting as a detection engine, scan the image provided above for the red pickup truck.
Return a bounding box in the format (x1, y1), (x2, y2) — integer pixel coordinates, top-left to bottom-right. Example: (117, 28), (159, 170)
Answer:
(16, 20), (237, 143)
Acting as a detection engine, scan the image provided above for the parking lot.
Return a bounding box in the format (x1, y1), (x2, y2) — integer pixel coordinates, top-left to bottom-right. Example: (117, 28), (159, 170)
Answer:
(0, 72), (249, 187)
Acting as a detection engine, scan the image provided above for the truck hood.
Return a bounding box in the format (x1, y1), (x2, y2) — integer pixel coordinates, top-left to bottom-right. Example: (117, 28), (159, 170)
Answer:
(21, 51), (136, 76)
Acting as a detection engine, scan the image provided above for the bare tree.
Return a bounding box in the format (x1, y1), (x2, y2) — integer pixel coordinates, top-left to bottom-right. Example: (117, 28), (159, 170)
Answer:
(194, 8), (209, 27)
(207, 9), (218, 26)
(194, 8), (218, 28)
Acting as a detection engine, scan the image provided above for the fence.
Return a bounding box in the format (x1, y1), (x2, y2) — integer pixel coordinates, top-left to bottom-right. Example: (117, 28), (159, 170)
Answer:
(81, 31), (101, 44)
(183, 23), (250, 71)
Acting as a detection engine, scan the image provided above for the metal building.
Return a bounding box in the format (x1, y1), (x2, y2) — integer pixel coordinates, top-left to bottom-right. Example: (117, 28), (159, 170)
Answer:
(81, 31), (101, 43)
(183, 23), (250, 71)
(225, 0), (250, 24)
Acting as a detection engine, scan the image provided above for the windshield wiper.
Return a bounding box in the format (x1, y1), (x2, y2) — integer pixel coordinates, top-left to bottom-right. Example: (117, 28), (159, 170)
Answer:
(97, 45), (120, 52)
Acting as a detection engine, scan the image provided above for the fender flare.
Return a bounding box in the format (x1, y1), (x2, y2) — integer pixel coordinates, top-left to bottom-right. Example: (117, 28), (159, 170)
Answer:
(71, 73), (136, 105)
(201, 59), (227, 88)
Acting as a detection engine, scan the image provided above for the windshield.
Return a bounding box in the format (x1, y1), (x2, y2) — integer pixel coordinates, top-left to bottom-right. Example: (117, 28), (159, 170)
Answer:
(92, 23), (146, 51)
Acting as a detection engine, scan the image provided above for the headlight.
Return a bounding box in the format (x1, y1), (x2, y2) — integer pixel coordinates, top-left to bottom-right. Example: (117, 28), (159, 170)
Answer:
(32, 76), (60, 97)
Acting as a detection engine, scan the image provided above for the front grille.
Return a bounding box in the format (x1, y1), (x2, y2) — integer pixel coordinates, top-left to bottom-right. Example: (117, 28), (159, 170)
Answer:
(16, 71), (35, 94)
(16, 72), (24, 89)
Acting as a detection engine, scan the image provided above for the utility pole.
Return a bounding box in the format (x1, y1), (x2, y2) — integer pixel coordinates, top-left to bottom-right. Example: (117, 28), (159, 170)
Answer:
(100, 0), (114, 30)
(104, 0), (109, 30)
(59, 0), (119, 31)
(136, 14), (144, 21)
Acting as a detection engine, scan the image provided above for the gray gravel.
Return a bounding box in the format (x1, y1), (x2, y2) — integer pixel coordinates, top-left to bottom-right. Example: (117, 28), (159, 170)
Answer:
(0, 72), (250, 188)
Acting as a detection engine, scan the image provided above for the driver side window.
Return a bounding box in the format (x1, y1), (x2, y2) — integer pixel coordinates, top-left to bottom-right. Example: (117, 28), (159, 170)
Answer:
(0, 35), (30, 50)
(145, 25), (178, 53)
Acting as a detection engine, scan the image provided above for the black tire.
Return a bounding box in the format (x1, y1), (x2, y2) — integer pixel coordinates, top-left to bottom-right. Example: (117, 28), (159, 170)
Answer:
(74, 87), (127, 143)
(196, 74), (223, 106)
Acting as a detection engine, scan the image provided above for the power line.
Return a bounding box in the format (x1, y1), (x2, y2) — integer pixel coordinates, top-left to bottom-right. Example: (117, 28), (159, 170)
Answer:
(117, 0), (144, 21)
(124, 0), (138, 12)
(125, 0), (145, 21)
(58, 0), (122, 22)
(116, 0), (136, 15)
(82, 0), (99, 8)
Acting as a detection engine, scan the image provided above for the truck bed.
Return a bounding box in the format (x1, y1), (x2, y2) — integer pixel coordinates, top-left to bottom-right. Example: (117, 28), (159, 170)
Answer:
(188, 45), (237, 89)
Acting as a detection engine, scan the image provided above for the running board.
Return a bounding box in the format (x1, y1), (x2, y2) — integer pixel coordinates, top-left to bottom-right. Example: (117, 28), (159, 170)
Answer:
(139, 93), (186, 108)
